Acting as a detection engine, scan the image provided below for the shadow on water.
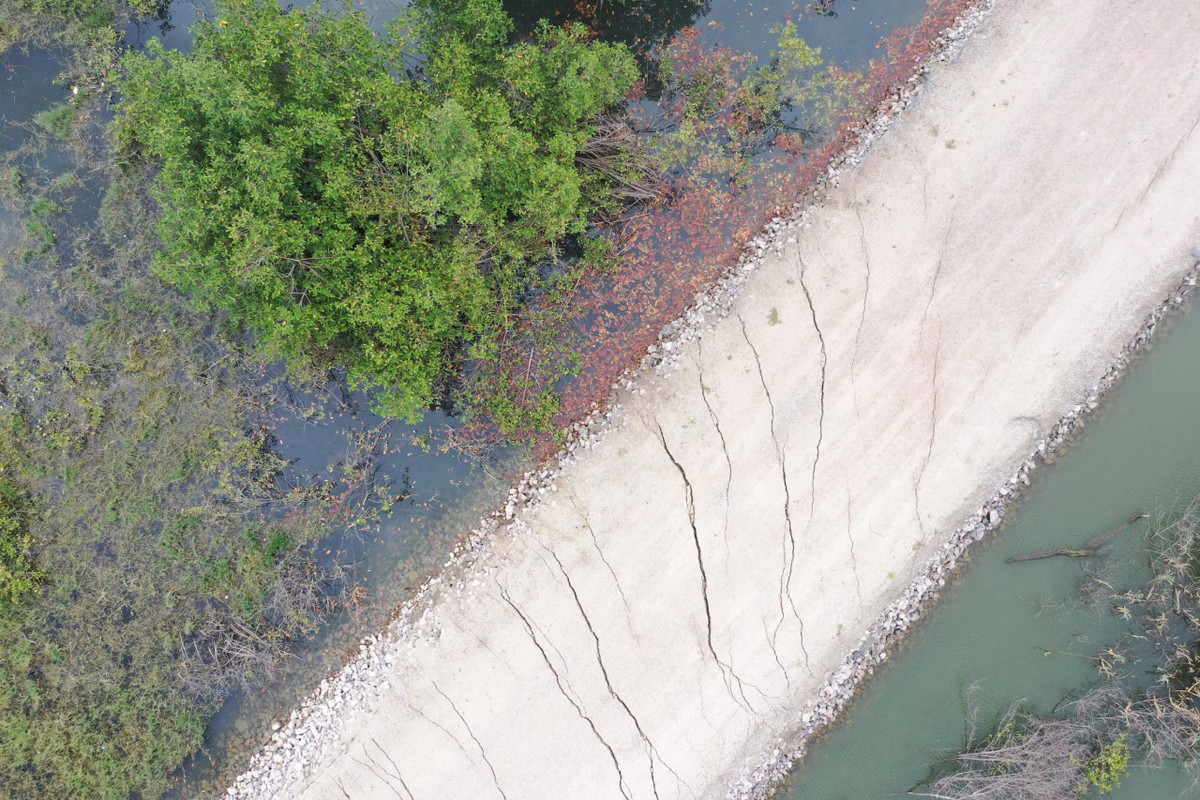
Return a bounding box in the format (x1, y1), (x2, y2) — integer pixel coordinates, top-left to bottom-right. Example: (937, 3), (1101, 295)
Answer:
(171, 385), (520, 797)
(779, 303), (1200, 799)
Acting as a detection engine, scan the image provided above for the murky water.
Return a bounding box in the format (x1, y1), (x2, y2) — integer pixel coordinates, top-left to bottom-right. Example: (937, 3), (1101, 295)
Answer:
(779, 300), (1200, 798)
(0, 44), (70, 235)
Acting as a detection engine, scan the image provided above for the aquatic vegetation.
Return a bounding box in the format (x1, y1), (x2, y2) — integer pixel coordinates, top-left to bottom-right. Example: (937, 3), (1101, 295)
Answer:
(459, 1), (988, 455)
(0, 0), (163, 86)
(463, 15), (861, 451)
(0, 0), (642, 792)
(0, 0), (998, 795)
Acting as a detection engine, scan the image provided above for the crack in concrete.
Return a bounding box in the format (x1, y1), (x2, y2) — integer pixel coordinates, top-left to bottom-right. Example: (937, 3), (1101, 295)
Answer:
(567, 494), (635, 624)
(1115, 105), (1200, 232)
(649, 418), (760, 708)
(795, 253), (826, 523)
(913, 334), (943, 540)
(497, 585), (633, 800)
(350, 758), (406, 800)
(370, 738), (417, 800)
(547, 549), (691, 798)
(406, 699), (480, 767)
(466, 628), (519, 679)
(844, 484), (865, 612)
(736, 314), (811, 678)
(431, 682), (509, 800)
(924, 213), (956, 326)
(908, 137), (931, 216)
(695, 338), (733, 562)
(760, 617), (789, 680)
(851, 205), (873, 416)
(352, 742), (414, 800)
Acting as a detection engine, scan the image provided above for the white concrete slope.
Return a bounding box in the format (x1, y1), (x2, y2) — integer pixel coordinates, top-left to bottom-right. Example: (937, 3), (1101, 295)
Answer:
(267, 1), (1200, 798)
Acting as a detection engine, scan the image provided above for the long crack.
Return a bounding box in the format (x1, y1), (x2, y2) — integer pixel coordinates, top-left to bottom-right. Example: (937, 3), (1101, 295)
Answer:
(353, 746), (413, 800)
(913, 334), (943, 540)
(795, 253), (826, 522)
(351, 758), (406, 800)
(649, 418), (760, 707)
(844, 484), (865, 612)
(695, 337), (734, 562)
(1131, 107), (1200, 222)
(547, 549), (688, 798)
(1112, 105), (1200, 233)
(906, 136), (931, 216)
(407, 699), (479, 766)
(924, 213), (956, 327)
(431, 682), (510, 800)
(761, 617), (789, 678)
(497, 585), (632, 800)
(851, 205), (873, 418)
(794, 254), (852, 618)
(736, 314), (811, 678)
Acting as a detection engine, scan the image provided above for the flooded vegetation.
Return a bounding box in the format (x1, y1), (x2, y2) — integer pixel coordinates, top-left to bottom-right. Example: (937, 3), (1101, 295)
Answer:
(0, 14), (396, 796)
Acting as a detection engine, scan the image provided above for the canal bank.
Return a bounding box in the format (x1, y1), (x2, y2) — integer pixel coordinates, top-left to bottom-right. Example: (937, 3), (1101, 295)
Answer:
(231, 0), (1200, 798)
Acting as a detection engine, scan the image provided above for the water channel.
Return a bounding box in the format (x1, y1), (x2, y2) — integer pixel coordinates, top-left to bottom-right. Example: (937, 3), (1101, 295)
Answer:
(779, 297), (1200, 798)
(13, 1), (1191, 798)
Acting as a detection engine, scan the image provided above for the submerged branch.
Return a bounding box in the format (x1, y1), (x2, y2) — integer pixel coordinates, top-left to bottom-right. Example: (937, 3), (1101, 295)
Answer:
(1006, 513), (1147, 564)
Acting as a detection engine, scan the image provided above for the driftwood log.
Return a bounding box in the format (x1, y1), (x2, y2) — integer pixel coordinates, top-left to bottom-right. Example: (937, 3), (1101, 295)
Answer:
(1006, 512), (1148, 564)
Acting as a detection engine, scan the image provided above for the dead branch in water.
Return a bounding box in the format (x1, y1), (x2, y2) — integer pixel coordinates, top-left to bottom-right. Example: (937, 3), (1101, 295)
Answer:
(576, 115), (663, 205)
(1006, 512), (1147, 564)
(910, 702), (1095, 800)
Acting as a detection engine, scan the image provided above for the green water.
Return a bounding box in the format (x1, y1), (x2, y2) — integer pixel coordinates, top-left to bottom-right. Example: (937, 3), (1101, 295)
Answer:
(780, 294), (1200, 799)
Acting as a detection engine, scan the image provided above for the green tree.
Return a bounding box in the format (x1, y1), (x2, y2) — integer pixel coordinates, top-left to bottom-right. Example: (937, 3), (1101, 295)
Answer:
(115, 0), (637, 424)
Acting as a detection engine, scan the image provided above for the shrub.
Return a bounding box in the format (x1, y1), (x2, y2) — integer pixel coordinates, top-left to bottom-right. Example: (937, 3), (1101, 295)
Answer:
(115, 0), (638, 425)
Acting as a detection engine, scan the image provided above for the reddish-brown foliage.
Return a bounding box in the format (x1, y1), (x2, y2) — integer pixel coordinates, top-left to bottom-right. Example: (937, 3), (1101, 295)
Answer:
(467, 0), (979, 457)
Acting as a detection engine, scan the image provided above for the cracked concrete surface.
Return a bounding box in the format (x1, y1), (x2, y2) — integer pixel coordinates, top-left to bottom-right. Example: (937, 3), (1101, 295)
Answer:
(278, 1), (1200, 798)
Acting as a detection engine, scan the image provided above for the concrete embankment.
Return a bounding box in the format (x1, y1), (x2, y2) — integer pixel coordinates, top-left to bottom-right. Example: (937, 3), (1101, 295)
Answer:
(231, 1), (1200, 797)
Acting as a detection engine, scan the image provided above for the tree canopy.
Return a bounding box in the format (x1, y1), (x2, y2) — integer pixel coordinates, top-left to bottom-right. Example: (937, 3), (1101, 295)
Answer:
(116, 0), (637, 422)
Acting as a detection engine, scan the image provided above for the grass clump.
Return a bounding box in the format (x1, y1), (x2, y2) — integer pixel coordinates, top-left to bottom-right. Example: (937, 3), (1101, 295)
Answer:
(0, 482), (42, 602)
